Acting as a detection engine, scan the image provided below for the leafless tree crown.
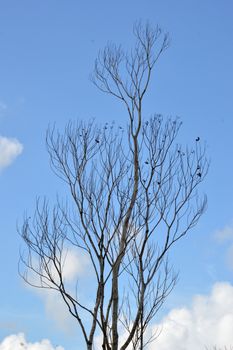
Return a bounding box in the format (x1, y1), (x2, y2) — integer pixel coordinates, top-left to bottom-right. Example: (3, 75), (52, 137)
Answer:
(19, 22), (208, 350)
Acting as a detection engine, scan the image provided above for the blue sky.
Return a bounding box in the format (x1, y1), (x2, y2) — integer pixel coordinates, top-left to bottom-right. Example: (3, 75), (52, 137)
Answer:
(0, 0), (233, 349)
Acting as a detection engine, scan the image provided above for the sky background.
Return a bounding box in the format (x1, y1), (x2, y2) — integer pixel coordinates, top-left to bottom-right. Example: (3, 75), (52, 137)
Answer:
(0, 0), (233, 349)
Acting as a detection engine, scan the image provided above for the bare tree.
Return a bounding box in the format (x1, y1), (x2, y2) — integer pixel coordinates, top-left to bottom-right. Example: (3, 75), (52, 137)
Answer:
(19, 23), (208, 350)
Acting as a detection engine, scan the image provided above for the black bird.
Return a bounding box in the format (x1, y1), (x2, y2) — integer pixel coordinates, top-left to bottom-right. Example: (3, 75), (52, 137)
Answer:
(196, 137), (200, 142)
(197, 172), (202, 177)
(145, 160), (149, 164)
(95, 139), (100, 143)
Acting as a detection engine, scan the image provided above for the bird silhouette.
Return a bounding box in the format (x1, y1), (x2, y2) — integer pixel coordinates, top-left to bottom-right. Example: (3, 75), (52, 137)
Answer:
(197, 172), (201, 177)
(95, 139), (100, 143)
(196, 137), (200, 142)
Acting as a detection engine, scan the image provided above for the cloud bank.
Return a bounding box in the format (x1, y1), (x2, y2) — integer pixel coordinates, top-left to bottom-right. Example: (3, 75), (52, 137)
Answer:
(16, 282), (233, 349)
(0, 136), (23, 170)
(95, 282), (233, 349)
(0, 333), (63, 350)
(149, 282), (233, 349)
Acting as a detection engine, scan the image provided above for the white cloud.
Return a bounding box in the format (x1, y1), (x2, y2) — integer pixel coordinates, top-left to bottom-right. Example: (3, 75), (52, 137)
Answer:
(61, 247), (90, 282)
(94, 283), (233, 349)
(215, 224), (233, 242)
(27, 247), (90, 289)
(26, 248), (91, 334)
(0, 333), (64, 350)
(37, 247), (91, 286)
(42, 291), (77, 335)
(0, 136), (23, 170)
(148, 282), (233, 350)
(20, 282), (233, 349)
(43, 249), (92, 333)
